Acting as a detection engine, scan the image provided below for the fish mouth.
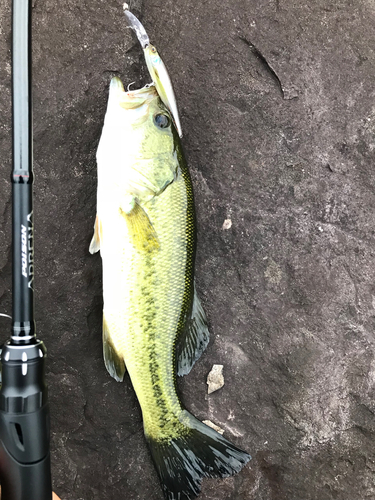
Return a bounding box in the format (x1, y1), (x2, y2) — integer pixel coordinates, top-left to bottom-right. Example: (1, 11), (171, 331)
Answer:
(110, 77), (158, 109)
(110, 76), (153, 94)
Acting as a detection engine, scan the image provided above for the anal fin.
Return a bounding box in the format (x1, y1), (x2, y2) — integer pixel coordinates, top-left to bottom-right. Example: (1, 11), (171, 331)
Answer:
(177, 284), (210, 376)
(103, 315), (126, 382)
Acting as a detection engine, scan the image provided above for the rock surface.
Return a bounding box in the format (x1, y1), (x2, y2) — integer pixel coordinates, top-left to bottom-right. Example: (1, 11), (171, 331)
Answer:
(1, 1), (375, 499)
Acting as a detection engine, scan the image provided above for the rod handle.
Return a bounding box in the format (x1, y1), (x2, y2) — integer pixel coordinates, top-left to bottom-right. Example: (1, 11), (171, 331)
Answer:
(0, 341), (52, 499)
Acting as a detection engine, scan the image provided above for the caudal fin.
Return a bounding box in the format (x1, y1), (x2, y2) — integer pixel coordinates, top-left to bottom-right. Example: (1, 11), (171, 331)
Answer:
(146, 410), (251, 500)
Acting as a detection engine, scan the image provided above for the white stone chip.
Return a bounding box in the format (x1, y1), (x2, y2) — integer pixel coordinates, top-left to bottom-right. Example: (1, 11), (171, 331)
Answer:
(203, 420), (225, 435)
(222, 219), (232, 230)
(207, 364), (224, 394)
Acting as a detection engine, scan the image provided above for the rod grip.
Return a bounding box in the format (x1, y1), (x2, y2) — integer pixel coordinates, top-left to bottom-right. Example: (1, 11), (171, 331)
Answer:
(0, 340), (52, 499)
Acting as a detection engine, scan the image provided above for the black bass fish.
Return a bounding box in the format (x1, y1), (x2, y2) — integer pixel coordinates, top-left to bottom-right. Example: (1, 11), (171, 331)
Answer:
(90, 7), (251, 499)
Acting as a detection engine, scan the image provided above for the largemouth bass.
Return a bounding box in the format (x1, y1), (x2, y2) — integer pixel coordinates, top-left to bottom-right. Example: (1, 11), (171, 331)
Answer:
(90, 9), (250, 499)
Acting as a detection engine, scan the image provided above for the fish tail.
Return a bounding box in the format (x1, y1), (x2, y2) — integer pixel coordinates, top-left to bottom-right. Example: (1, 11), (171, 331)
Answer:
(145, 410), (251, 500)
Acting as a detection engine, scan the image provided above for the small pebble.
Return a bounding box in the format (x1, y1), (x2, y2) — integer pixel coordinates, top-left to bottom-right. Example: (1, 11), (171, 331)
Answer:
(222, 219), (232, 230)
(203, 420), (225, 435)
(207, 364), (224, 394)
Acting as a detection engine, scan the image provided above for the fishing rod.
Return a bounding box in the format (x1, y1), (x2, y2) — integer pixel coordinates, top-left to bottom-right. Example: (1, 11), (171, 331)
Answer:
(0, 0), (53, 498)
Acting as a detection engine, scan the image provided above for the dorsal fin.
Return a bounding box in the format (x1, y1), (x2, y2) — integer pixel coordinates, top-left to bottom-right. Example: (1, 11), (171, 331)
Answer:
(177, 285), (210, 376)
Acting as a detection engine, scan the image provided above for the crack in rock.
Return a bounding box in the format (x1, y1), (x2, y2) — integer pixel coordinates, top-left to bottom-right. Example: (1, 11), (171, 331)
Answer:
(240, 36), (298, 100)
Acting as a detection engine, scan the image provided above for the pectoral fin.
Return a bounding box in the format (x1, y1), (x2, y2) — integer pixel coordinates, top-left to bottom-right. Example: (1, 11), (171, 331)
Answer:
(89, 215), (101, 254)
(177, 284), (210, 376)
(120, 197), (160, 253)
(103, 315), (126, 382)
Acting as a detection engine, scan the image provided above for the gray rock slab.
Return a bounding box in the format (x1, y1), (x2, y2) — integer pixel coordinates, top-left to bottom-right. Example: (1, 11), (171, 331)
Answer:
(1, 0), (375, 499)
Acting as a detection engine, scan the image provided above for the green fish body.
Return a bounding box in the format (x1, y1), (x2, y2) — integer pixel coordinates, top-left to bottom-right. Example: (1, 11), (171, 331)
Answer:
(90, 77), (250, 499)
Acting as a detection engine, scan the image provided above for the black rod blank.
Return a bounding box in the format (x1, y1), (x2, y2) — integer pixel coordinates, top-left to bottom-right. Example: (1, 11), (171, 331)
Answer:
(12, 0), (35, 340)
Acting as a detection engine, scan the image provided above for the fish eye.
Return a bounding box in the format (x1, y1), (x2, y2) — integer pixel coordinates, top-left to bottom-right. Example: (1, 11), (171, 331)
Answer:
(154, 113), (170, 129)
(151, 46), (157, 53)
